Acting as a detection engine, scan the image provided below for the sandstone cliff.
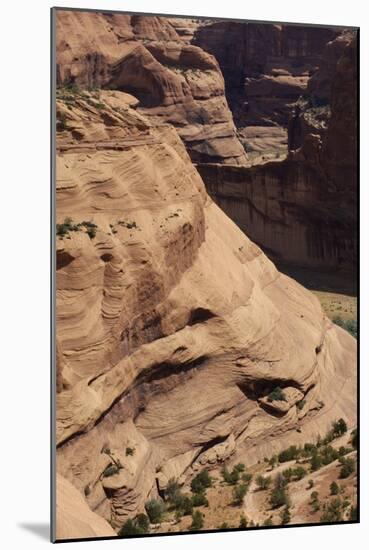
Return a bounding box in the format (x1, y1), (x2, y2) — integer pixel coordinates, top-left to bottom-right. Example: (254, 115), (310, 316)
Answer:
(56, 11), (246, 164)
(194, 21), (337, 155)
(199, 30), (357, 275)
(55, 88), (356, 539)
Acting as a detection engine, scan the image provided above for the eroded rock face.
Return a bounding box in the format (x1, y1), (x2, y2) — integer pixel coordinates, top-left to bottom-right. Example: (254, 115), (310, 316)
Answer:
(55, 11), (246, 165)
(55, 90), (356, 537)
(199, 30), (357, 274)
(193, 21), (337, 154)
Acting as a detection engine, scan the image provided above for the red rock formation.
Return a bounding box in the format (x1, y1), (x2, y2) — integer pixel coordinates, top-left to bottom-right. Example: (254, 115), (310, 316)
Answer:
(199, 30), (358, 275)
(56, 11), (246, 165)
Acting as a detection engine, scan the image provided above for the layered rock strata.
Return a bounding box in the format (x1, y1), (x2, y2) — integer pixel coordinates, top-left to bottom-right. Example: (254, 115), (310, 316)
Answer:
(55, 89), (356, 539)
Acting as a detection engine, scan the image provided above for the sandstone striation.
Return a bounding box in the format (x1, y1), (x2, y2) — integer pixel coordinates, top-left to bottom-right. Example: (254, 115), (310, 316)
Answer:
(199, 30), (357, 275)
(56, 11), (246, 165)
(55, 88), (356, 538)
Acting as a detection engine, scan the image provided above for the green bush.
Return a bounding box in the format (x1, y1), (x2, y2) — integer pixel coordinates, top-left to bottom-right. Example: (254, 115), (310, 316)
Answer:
(234, 463), (245, 473)
(330, 481), (339, 495)
(239, 514), (248, 528)
(255, 475), (271, 490)
(263, 517), (274, 526)
(145, 499), (165, 524)
(339, 457), (355, 479)
(233, 483), (248, 505)
(242, 472), (253, 485)
(270, 485), (290, 509)
(190, 510), (204, 531)
(165, 478), (181, 503)
(118, 514), (150, 536)
(221, 465), (240, 485)
(103, 464), (120, 477)
(320, 498), (343, 522)
(267, 386), (287, 402)
(310, 453), (323, 472)
(125, 447), (135, 456)
(307, 479), (314, 489)
(332, 418), (348, 437)
(280, 505), (291, 525)
(320, 445), (339, 466)
(191, 470), (212, 494)
(333, 317), (357, 338)
(278, 446), (299, 463)
(191, 492), (208, 507)
(297, 399), (306, 410)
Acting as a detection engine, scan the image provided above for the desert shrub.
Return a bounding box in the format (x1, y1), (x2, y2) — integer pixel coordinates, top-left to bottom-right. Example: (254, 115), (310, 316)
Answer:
(330, 481), (339, 496)
(145, 499), (165, 524)
(280, 505), (291, 525)
(304, 443), (317, 454)
(255, 475), (271, 490)
(221, 465), (240, 485)
(278, 445), (299, 463)
(242, 472), (253, 485)
(349, 505), (357, 520)
(190, 510), (204, 531)
(339, 457), (355, 479)
(310, 491), (320, 512)
(57, 113), (68, 131)
(179, 495), (194, 516)
(338, 446), (351, 457)
(333, 317), (357, 338)
(165, 478), (181, 503)
(332, 418), (348, 437)
(191, 470), (212, 493)
(234, 463), (245, 473)
(297, 399), (306, 410)
(267, 386), (286, 402)
(239, 514), (248, 528)
(118, 514), (150, 536)
(310, 453), (323, 472)
(320, 445), (339, 466)
(103, 464), (120, 477)
(219, 522), (229, 529)
(282, 468), (293, 483)
(307, 479), (314, 489)
(320, 498), (343, 522)
(125, 447), (135, 456)
(84, 485), (90, 497)
(191, 492), (208, 507)
(233, 483), (248, 505)
(269, 455), (278, 469)
(263, 517), (274, 526)
(293, 466), (307, 480)
(270, 481), (290, 509)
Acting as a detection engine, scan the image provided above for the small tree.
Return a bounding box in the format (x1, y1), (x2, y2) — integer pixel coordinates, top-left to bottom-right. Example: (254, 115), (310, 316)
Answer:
(280, 505), (291, 525)
(270, 486), (290, 509)
(307, 479), (314, 490)
(145, 499), (165, 524)
(239, 514), (248, 528)
(330, 481), (339, 496)
(233, 483), (248, 505)
(190, 510), (204, 531)
(332, 418), (348, 438)
(339, 457), (355, 479)
(310, 491), (320, 512)
(263, 517), (274, 526)
(256, 475), (271, 491)
(191, 492), (208, 507)
(191, 469), (212, 493)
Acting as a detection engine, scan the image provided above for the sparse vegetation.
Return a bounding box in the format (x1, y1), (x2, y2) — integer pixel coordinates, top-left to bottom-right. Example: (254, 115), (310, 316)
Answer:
(126, 447), (135, 456)
(190, 510), (204, 531)
(102, 464), (120, 477)
(145, 499), (166, 524)
(339, 456), (355, 479)
(330, 481), (339, 496)
(118, 514), (150, 536)
(255, 475), (271, 490)
(267, 386), (287, 402)
(239, 514), (248, 528)
(191, 469), (212, 494)
(333, 316), (357, 338)
(280, 505), (291, 525)
(232, 483), (248, 505)
(320, 498), (344, 522)
(191, 492), (208, 507)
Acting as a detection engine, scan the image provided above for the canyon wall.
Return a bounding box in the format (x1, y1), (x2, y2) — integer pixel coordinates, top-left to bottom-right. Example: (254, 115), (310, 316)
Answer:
(55, 87), (356, 539)
(199, 30), (357, 275)
(56, 11), (246, 164)
(194, 22), (337, 154)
